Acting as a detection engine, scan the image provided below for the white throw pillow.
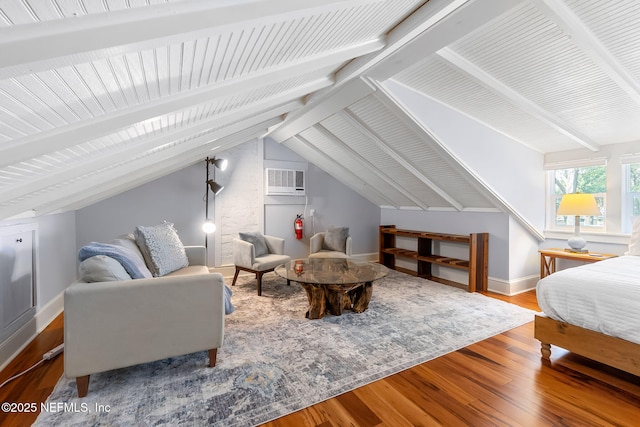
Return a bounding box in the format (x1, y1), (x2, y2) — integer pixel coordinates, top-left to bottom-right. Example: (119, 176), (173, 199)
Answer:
(627, 217), (640, 255)
(134, 222), (189, 277)
(79, 255), (132, 282)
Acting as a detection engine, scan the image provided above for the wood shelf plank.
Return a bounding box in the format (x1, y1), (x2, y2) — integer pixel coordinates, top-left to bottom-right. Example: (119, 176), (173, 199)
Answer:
(379, 225), (488, 292)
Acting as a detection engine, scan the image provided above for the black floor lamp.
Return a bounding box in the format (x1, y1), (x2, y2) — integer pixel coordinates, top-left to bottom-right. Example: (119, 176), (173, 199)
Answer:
(202, 157), (227, 250)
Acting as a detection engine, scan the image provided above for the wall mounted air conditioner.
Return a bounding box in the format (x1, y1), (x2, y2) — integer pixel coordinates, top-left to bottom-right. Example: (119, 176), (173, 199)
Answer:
(265, 168), (305, 196)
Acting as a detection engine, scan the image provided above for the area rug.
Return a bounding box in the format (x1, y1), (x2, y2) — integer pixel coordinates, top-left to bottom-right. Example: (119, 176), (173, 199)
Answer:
(35, 270), (535, 426)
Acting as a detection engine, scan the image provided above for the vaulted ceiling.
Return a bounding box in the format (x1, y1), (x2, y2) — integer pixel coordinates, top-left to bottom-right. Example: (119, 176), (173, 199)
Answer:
(1, 0), (639, 235)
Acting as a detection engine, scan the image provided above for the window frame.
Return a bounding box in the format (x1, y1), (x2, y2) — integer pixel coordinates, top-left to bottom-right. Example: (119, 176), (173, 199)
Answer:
(621, 162), (640, 234)
(545, 161), (607, 233)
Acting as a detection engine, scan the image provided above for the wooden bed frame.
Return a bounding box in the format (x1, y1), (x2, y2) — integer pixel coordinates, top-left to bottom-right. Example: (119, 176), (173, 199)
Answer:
(534, 314), (640, 376)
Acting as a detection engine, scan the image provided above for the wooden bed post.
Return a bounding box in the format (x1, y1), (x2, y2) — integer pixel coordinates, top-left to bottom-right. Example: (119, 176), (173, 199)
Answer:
(541, 343), (551, 363)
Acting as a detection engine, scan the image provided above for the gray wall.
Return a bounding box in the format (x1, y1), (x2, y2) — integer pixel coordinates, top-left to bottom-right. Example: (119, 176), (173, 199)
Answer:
(380, 209), (510, 280)
(76, 138), (381, 266)
(0, 212), (77, 309)
(76, 163), (206, 249)
(0, 211), (77, 365)
(266, 163), (381, 258)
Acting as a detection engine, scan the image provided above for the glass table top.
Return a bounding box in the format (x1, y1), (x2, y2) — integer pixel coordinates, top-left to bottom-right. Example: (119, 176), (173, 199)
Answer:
(275, 258), (389, 285)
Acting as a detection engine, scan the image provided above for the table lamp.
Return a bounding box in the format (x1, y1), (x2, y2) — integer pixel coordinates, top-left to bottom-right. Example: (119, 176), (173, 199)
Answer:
(556, 193), (601, 252)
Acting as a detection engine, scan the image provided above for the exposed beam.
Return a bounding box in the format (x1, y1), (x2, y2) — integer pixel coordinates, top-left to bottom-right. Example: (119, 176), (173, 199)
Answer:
(0, 101), (301, 205)
(436, 47), (600, 152)
(373, 79), (545, 241)
(269, 0), (516, 144)
(337, 0), (476, 82)
(6, 120), (278, 219)
(532, 0), (640, 107)
(339, 109), (464, 211)
(314, 123), (430, 210)
(268, 77), (374, 142)
(58, 125), (270, 214)
(316, 120), (429, 210)
(269, 0), (474, 140)
(284, 135), (395, 207)
(0, 72), (333, 168)
(0, 0), (375, 76)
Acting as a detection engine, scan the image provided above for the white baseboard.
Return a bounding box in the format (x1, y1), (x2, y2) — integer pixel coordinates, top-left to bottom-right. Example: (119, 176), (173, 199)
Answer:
(0, 291), (64, 372)
(488, 274), (539, 296)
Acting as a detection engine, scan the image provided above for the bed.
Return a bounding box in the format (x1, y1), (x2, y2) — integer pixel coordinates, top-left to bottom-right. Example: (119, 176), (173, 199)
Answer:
(534, 255), (640, 376)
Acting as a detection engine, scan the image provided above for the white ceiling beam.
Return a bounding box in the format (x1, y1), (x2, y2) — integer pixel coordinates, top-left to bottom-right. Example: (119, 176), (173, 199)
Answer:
(329, 0), (517, 84)
(268, 76), (375, 142)
(0, 35), (386, 168)
(337, 0), (475, 82)
(269, 0), (516, 143)
(4, 120), (278, 219)
(436, 47), (600, 152)
(269, 0), (477, 139)
(316, 120), (429, 211)
(284, 135), (394, 207)
(314, 123), (430, 210)
(339, 108), (464, 211)
(57, 126), (270, 214)
(0, 68), (335, 168)
(0, 100), (300, 205)
(532, 0), (640, 107)
(0, 0), (375, 76)
(373, 79), (545, 240)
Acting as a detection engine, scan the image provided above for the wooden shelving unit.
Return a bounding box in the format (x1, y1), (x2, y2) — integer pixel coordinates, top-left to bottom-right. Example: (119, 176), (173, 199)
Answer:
(379, 225), (489, 292)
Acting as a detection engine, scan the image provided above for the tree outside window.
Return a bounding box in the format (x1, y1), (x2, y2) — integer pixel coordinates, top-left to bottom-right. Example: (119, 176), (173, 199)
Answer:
(553, 166), (606, 228)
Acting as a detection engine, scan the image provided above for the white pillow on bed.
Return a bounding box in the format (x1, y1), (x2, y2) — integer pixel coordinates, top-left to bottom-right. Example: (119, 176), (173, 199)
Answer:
(627, 217), (640, 256)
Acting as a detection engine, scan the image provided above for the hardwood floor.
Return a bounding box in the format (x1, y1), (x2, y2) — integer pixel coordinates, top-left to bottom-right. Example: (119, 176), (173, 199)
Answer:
(1, 290), (639, 426)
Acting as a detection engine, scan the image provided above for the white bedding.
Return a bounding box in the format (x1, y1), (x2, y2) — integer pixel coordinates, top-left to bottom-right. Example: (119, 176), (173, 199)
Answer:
(536, 255), (640, 344)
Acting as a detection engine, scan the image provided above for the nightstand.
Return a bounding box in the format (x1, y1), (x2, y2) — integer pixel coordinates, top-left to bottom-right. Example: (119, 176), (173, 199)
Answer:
(539, 248), (618, 279)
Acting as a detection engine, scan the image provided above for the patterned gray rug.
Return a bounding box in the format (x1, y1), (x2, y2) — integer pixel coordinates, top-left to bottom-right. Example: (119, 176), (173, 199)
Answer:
(35, 270), (535, 426)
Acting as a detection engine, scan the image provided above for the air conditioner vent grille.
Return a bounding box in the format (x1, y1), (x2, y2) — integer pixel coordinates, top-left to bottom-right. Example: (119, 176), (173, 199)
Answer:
(266, 168), (305, 195)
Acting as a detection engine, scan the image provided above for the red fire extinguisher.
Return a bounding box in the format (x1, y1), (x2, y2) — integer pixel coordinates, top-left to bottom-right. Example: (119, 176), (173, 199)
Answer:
(294, 214), (304, 240)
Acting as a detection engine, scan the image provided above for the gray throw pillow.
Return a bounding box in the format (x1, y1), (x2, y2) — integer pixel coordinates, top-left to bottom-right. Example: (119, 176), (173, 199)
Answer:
(79, 255), (132, 282)
(239, 231), (268, 257)
(134, 222), (189, 277)
(323, 227), (349, 252)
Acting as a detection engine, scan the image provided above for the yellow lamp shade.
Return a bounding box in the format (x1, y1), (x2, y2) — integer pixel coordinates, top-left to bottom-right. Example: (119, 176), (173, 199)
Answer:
(557, 193), (601, 216)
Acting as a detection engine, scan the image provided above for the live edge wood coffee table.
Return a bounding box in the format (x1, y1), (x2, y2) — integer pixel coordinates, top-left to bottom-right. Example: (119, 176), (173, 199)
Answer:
(275, 258), (389, 319)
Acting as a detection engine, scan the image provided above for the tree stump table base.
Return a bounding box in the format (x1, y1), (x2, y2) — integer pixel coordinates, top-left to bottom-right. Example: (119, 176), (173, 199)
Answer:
(300, 282), (373, 319)
(274, 259), (389, 320)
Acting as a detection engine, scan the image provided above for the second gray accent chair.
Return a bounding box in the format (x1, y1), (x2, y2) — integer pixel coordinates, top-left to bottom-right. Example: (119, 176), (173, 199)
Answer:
(309, 228), (352, 259)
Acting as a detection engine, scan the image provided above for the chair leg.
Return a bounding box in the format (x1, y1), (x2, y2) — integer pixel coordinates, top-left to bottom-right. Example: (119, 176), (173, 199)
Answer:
(256, 272), (264, 296)
(231, 266), (240, 286)
(208, 349), (218, 367)
(287, 279), (291, 286)
(76, 375), (90, 398)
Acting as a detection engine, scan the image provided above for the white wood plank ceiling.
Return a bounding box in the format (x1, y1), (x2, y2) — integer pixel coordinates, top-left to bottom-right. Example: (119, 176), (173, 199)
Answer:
(1, 0), (639, 238)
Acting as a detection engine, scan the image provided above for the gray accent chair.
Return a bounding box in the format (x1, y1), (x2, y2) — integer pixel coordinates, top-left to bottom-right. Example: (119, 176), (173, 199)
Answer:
(231, 235), (291, 295)
(309, 232), (352, 259)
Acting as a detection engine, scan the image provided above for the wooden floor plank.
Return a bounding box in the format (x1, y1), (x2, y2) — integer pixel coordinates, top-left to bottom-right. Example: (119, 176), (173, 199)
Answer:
(2, 290), (640, 426)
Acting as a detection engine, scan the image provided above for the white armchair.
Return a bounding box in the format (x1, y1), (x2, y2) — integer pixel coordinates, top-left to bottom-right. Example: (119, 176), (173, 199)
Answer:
(231, 234), (291, 295)
(309, 229), (352, 259)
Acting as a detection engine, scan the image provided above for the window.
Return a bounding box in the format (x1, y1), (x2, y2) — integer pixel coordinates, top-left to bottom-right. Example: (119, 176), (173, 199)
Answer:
(548, 165), (606, 231)
(622, 162), (640, 233)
